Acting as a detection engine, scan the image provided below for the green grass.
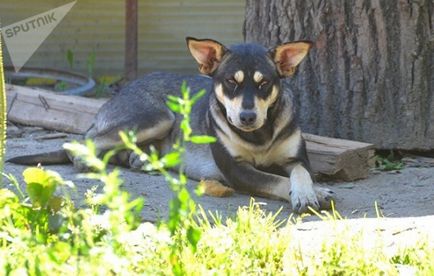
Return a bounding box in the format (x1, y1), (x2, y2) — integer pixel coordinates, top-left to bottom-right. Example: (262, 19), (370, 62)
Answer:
(1, 195), (433, 275)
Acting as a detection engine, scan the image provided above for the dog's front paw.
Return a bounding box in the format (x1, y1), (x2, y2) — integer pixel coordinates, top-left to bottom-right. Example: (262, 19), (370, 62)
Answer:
(314, 186), (335, 210)
(129, 152), (145, 170)
(290, 187), (319, 214)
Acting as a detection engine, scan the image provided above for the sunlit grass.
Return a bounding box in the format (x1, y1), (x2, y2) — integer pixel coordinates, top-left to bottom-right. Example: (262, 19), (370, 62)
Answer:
(1, 185), (434, 275)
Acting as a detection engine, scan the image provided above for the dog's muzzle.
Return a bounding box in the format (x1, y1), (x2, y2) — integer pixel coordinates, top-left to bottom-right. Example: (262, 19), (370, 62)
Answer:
(239, 110), (257, 126)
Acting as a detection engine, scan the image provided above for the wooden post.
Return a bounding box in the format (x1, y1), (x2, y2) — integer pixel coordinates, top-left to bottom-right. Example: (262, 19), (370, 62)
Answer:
(125, 0), (138, 81)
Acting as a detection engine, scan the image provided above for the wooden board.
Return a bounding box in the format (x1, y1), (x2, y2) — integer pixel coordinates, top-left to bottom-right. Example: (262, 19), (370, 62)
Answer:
(6, 84), (105, 134)
(6, 84), (375, 181)
(304, 133), (375, 181)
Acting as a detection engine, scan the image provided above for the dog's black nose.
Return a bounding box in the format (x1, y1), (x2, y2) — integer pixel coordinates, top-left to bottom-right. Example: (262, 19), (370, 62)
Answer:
(240, 111), (257, 125)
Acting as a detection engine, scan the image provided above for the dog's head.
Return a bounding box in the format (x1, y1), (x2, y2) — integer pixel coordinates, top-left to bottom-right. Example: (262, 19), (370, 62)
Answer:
(186, 37), (312, 132)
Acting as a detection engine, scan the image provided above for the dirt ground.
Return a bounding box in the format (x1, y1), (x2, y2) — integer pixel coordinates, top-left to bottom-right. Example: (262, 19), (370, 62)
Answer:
(4, 125), (434, 223)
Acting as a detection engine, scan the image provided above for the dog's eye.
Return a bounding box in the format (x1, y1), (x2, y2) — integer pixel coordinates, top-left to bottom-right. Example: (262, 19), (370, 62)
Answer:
(226, 78), (237, 86)
(259, 80), (269, 89)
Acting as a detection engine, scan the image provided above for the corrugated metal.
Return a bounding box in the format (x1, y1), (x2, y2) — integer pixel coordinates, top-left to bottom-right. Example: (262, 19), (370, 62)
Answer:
(0, 0), (245, 76)
(0, 1), (125, 75)
(138, 0), (245, 73)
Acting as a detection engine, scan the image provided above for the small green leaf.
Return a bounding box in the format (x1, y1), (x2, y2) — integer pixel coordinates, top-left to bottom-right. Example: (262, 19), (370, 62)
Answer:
(187, 226), (201, 252)
(102, 149), (118, 165)
(167, 95), (180, 102)
(181, 81), (190, 98)
(23, 168), (63, 207)
(119, 131), (131, 145)
(190, 135), (217, 144)
(191, 89), (206, 105)
(166, 100), (181, 113)
(178, 187), (190, 204)
(180, 120), (192, 138)
(66, 49), (74, 68)
(161, 151), (181, 168)
(179, 173), (188, 185)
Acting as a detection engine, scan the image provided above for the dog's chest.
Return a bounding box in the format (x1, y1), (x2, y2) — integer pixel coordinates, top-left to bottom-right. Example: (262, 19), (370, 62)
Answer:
(218, 129), (301, 167)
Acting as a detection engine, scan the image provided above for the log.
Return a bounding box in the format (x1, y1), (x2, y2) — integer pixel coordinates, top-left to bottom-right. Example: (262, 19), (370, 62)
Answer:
(6, 84), (374, 181)
(303, 133), (375, 181)
(6, 84), (106, 134)
(244, 0), (434, 150)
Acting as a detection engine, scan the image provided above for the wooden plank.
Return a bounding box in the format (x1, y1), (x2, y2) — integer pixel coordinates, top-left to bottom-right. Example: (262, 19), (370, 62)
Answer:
(6, 84), (105, 134)
(304, 133), (375, 181)
(6, 84), (375, 181)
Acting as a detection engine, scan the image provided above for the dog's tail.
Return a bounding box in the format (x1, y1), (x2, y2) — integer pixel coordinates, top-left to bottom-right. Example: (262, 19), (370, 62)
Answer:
(7, 150), (70, 165)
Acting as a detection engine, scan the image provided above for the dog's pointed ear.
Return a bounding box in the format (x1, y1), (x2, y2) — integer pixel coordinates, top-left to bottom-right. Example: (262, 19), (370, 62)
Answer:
(269, 41), (312, 77)
(186, 37), (228, 75)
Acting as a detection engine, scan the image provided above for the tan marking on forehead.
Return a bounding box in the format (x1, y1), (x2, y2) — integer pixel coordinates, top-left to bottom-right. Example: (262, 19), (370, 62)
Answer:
(253, 71), (263, 83)
(234, 70), (244, 83)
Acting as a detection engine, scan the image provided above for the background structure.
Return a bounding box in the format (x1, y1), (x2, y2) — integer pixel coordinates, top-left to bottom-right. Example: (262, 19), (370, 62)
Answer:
(0, 0), (245, 75)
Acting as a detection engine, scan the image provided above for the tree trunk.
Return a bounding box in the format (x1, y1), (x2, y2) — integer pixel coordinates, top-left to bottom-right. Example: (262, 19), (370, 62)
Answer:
(244, 0), (433, 150)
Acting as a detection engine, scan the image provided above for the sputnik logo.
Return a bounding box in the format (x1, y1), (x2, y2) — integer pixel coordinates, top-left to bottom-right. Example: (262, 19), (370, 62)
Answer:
(1, 1), (77, 72)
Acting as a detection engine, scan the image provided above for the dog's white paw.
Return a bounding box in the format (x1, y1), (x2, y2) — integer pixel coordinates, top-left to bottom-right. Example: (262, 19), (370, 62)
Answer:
(129, 152), (145, 170)
(290, 186), (319, 213)
(290, 164), (319, 213)
(314, 186), (335, 210)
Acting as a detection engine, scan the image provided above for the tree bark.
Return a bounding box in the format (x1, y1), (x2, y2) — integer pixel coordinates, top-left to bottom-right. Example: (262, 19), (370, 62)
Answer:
(244, 0), (433, 150)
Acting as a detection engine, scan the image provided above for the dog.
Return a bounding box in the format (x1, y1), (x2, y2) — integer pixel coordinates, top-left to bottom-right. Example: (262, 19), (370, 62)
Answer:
(8, 37), (334, 213)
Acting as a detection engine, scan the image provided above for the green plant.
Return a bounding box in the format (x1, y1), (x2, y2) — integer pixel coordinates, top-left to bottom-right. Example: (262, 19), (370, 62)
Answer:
(54, 80), (69, 92)
(57, 50), (99, 93)
(376, 151), (404, 171)
(66, 49), (74, 69)
(120, 81), (215, 275)
(0, 80), (215, 275)
(54, 49), (75, 91)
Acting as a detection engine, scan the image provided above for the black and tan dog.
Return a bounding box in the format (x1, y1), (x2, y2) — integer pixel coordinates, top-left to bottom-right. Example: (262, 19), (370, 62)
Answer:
(9, 37), (333, 213)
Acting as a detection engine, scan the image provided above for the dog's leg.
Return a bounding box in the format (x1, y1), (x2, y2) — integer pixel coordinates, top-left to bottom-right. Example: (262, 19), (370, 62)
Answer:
(66, 126), (123, 171)
(68, 117), (174, 172)
(288, 164), (319, 213)
(211, 143), (292, 201)
(285, 142), (334, 212)
(199, 179), (235, 197)
(211, 141), (333, 213)
(224, 162), (293, 201)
